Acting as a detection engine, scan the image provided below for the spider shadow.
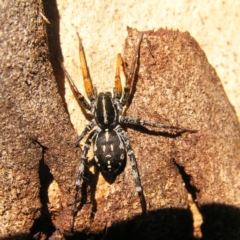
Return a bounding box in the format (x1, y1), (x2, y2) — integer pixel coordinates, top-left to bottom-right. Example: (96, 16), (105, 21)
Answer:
(75, 156), (127, 219)
(74, 159), (98, 219)
(127, 124), (188, 139)
(66, 204), (240, 240)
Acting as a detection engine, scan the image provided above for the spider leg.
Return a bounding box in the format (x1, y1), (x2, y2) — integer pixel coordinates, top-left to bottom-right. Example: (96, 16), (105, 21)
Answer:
(77, 33), (96, 104)
(59, 60), (93, 112)
(71, 129), (98, 231)
(121, 33), (143, 107)
(114, 53), (123, 100)
(119, 116), (197, 132)
(115, 125), (146, 213)
(75, 119), (97, 146)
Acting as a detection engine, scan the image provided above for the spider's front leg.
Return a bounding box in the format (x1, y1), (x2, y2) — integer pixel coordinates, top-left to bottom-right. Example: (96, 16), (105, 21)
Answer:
(119, 116), (197, 133)
(59, 60), (93, 112)
(113, 54), (123, 111)
(115, 125), (146, 213)
(113, 33), (144, 112)
(71, 129), (98, 230)
(76, 33), (96, 103)
(121, 33), (143, 108)
(60, 32), (97, 114)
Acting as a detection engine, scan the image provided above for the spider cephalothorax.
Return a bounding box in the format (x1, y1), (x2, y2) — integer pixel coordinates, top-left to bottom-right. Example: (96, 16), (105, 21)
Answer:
(61, 32), (195, 230)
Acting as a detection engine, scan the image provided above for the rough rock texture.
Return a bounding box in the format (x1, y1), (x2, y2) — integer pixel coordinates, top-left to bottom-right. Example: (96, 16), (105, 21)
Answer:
(0, 1), (79, 238)
(123, 29), (240, 239)
(1, 1), (240, 240)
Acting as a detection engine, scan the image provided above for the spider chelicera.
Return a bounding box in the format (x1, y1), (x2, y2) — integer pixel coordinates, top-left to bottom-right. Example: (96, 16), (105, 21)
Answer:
(60, 32), (195, 230)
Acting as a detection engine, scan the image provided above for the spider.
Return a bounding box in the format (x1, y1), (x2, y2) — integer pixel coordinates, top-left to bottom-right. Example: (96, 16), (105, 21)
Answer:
(61, 32), (195, 230)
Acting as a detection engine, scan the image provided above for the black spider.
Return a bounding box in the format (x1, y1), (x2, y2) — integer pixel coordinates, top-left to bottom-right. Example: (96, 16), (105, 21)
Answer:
(60, 32), (195, 230)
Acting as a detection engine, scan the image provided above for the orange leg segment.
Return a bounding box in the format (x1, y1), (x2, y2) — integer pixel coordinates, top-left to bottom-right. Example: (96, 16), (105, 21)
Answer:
(113, 53), (123, 100)
(59, 60), (92, 111)
(77, 33), (96, 102)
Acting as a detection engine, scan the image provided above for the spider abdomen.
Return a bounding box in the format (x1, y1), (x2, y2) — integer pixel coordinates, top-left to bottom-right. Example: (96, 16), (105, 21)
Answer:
(94, 129), (126, 174)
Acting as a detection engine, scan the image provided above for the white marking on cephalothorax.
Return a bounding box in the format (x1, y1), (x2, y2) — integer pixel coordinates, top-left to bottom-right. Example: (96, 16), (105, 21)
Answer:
(95, 156), (98, 162)
(102, 99), (108, 124)
(110, 144), (114, 151)
(107, 165), (111, 169)
(102, 145), (106, 152)
(107, 160), (111, 164)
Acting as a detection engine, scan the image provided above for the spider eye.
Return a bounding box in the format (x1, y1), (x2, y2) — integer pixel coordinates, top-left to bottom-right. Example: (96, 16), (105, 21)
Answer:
(105, 91), (112, 97)
(98, 92), (112, 98)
